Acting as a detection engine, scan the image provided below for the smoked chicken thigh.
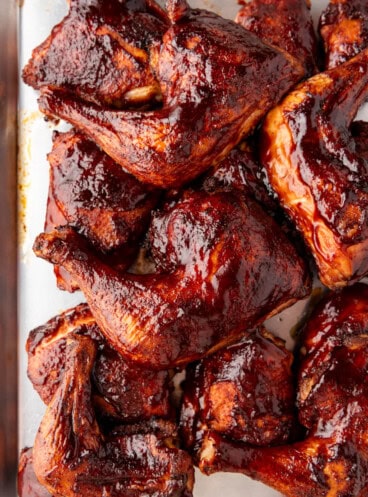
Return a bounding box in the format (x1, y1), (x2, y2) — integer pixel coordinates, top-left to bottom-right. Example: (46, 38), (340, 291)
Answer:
(18, 449), (51, 497)
(26, 303), (171, 422)
(33, 190), (311, 369)
(22, 0), (168, 108)
(37, 0), (305, 188)
(236, 0), (319, 75)
(45, 128), (159, 290)
(180, 327), (296, 461)
(319, 0), (368, 69)
(200, 283), (368, 497)
(32, 335), (194, 497)
(261, 48), (368, 289)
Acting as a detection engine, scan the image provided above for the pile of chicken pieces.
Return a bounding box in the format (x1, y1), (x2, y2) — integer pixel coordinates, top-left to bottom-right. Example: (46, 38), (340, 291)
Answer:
(18, 0), (368, 496)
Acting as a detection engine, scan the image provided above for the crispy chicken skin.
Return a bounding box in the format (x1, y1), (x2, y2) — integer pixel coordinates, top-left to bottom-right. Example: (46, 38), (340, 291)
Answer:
(18, 448), (51, 497)
(180, 327), (296, 461)
(22, 0), (167, 108)
(37, 0), (305, 188)
(319, 0), (368, 69)
(26, 303), (171, 421)
(236, 0), (319, 75)
(260, 49), (368, 289)
(200, 283), (368, 497)
(33, 190), (311, 369)
(45, 129), (160, 291)
(32, 335), (194, 497)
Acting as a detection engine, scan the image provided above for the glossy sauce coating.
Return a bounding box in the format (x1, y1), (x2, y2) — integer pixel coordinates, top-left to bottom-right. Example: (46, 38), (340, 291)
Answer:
(22, 0), (167, 107)
(32, 335), (194, 497)
(37, 0), (305, 188)
(261, 48), (368, 288)
(319, 0), (368, 69)
(27, 303), (171, 421)
(236, 0), (319, 75)
(33, 190), (311, 369)
(200, 283), (368, 497)
(180, 327), (296, 460)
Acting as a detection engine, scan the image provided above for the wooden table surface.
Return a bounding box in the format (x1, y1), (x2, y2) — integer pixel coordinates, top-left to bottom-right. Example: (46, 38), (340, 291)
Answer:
(0, 1), (19, 495)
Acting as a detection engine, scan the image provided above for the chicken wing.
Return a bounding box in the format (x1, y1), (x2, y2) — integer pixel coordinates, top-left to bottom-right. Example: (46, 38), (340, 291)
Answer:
(319, 0), (368, 69)
(45, 129), (160, 291)
(33, 190), (311, 369)
(37, 0), (305, 188)
(32, 334), (194, 497)
(27, 303), (171, 422)
(22, 0), (167, 108)
(260, 48), (368, 288)
(200, 283), (368, 497)
(180, 327), (296, 462)
(236, 0), (319, 75)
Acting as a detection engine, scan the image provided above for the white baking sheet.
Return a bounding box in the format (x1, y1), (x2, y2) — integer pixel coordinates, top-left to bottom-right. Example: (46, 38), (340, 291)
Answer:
(18, 0), (343, 495)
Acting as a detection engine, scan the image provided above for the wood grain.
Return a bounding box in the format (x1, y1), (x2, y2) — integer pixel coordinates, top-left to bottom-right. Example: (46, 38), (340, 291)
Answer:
(0, 1), (18, 495)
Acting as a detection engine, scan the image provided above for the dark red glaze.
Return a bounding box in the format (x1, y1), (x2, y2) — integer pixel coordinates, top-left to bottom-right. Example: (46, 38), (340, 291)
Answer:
(200, 141), (278, 212)
(180, 327), (296, 460)
(44, 129), (160, 291)
(32, 335), (194, 497)
(37, 0), (305, 188)
(48, 129), (159, 252)
(352, 120), (368, 161)
(261, 48), (368, 288)
(26, 303), (171, 421)
(22, 0), (167, 107)
(18, 448), (52, 497)
(236, 0), (319, 75)
(199, 283), (368, 497)
(33, 190), (310, 369)
(319, 0), (368, 69)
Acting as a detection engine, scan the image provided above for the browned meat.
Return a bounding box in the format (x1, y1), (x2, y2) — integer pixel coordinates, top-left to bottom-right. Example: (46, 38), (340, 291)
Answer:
(44, 129), (160, 291)
(260, 48), (368, 288)
(32, 335), (194, 497)
(27, 303), (171, 422)
(200, 283), (368, 497)
(33, 190), (310, 369)
(319, 0), (368, 69)
(37, 0), (305, 188)
(18, 448), (52, 497)
(180, 327), (296, 461)
(22, 0), (168, 108)
(236, 0), (319, 75)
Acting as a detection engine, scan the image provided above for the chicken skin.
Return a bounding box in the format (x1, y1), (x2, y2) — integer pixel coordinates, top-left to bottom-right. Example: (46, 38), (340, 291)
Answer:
(26, 303), (171, 422)
(319, 0), (368, 69)
(37, 0), (305, 188)
(33, 190), (311, 369)
(18, 448), (51, 497)
(260, 48), (368, 288)
(45, 129), (159, 290)
(180, 327), (296, 461)
(22, 0), (168, 108)
(236, 0), (319, 75)
(32, 335), (194, 497)
(200, 283), (368, 497)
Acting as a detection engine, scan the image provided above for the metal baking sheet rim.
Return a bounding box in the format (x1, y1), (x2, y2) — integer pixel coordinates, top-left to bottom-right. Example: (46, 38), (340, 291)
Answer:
(17, 1), (366, 496)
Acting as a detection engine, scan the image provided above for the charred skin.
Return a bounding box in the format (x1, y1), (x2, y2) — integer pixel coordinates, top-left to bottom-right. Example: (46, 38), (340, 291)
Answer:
(319, 0), (368, 69)
(199, 284), (368, 497)
(236, 0), (319, 75)
(32, 335), (194, 497)
(26, 303), (172, 422)
(22, 0), (168, 108)
(33, 190), (310, 369)
(37, 0), (305, 188)
(260, 49), (368, 288)
(180, 327), (297, 461)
